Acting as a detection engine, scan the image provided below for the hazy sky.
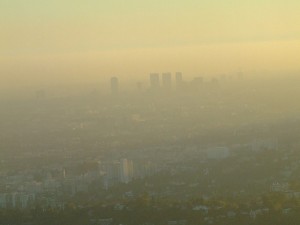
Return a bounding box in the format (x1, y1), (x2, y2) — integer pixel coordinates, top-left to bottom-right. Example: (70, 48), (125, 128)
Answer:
(1, 0), (300, 88)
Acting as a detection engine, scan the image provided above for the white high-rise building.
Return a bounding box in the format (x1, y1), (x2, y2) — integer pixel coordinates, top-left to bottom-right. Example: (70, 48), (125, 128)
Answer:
(162, 73), (172, 90)
(150, 73), (160, 90)
(120, 159), (134, 184)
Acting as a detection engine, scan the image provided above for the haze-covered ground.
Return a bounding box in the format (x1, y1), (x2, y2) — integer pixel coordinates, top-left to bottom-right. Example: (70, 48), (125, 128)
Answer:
(1, 75), (300, 225)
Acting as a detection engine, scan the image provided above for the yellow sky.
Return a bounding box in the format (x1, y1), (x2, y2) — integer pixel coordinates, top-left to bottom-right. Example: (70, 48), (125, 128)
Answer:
(0, 0), (300, 87)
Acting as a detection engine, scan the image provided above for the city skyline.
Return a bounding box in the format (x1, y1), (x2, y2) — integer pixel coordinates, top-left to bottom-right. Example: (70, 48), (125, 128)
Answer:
(1, 1), (300, 89)
(1, 2), (300, 224)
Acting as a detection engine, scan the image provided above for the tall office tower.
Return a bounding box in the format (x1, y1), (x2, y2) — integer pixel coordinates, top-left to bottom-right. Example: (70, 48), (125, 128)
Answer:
(120, 159), (134, 184)
(103, 161), (121, 188)
(110, 77), (119, 95)
(175, 72), (183, 89)
(162, 73), (172, 90)
(149, 73), (160, 90)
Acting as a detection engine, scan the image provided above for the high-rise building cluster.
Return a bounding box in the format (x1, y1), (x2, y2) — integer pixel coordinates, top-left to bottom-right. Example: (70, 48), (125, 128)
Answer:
(101, 159), (157, 188)
(149, 72), (184, 91)
(110, 72), (186, 94)
(109, 72), (231, 95)
(0, 193), (36, 209)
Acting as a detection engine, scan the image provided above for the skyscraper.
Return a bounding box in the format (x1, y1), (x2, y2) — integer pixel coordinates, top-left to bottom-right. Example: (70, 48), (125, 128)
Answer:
(120, 159), (134, 184)
(149, 73), (160, 90)
(175, 72), (183, 89)
(102, 161), (121, 188)
(110, 77), (119, 95)
(162, 73), (172, 90)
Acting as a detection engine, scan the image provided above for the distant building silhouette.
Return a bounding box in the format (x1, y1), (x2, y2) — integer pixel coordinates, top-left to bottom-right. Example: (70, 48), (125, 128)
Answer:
(103, 161), (121, 188)
(120, 159), (134, 184)
(207, 147), (230, 160)
(162, 73), (172, 90)
(175, 72), (183, 89)
(149, 73), (160, 90)
(102, 159), (134, 188)
(110, 77), (119, 95)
